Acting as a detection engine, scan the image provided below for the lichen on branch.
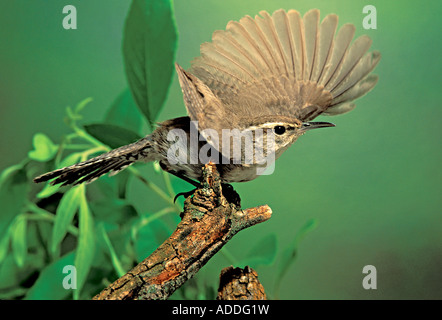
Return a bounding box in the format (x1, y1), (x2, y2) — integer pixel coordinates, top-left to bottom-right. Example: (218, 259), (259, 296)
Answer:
(93, 163), (272, 300)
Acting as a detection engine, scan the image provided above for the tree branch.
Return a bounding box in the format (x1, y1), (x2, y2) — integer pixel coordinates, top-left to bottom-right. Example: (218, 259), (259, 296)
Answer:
(93, 163), (272, 300)
(217, 266), (267, 300)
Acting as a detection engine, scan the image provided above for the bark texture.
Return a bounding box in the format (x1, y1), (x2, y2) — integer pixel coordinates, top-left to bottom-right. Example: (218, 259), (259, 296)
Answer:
(93, 163), (272, 300)
(217, 266), (267, 300)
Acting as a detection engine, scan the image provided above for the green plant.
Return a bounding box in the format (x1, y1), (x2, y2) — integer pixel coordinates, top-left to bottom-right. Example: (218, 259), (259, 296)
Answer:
(0, 0), (180, 300)
(0, 0), (316, 300)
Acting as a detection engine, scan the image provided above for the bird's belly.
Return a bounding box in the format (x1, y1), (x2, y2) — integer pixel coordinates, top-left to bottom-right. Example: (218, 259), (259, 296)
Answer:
(219, 163), (262, 183)
(159, 159), (263, 184)
(160, 161), (204, 180)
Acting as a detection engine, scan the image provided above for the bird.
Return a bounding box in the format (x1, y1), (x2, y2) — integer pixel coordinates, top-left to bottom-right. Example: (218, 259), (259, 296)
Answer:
(33, 9), (380, 188)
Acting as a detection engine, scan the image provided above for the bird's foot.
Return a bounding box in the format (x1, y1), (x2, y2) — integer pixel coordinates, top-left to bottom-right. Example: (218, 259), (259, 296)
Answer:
(174, 188), (197, 203)
(221, 183), (241, 207)
(172, 181), (240, 208)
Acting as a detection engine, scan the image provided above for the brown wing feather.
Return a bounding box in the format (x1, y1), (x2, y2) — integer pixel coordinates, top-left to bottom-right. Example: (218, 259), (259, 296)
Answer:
(175, 63), (234, 154)
(187, 9), (380, 122)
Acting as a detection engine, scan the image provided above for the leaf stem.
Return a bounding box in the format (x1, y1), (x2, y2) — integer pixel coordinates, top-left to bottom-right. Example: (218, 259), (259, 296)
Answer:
(26, 202), (79, 237)
(99, 224), (126, 277)
(162, 171), (175, 200)
(131, 206), (176, 241)
(63, 144), (95, 150)
(128, 167), (181, 212)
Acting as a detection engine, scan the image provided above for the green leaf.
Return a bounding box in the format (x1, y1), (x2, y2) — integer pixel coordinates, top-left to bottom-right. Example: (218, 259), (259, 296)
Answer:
(58, 152), (82, 169)
(36, 183), (60, 199)
(91, 199), (137, 225)
(134, 225), (161, 262)
(0, 222), (14, 264)
(84, 123), (142, 149)
(123, 0), (178, 126)
(237, 233), (278, 268)
(153, 161), (162, 174)
(37, 152), (83, 199)
(0, 162), (25, 186)
(0, 255), (20, 291)
(51, 186), (82, 255)
(28, 133), (59, 162)
(92, 167), (131, 200)
(105, 88), (143, 134)
(24, 252), (75, 300)
(115, 170), (131, 199)
(74, 186), (95, 299)
(74, 97), (93, 114)
(11, 215), (27, 267)
(98, 224), (125, 277)
(274, 219), (318, 296)
(0, 162), (29, 241)
(65, 106), (81, 125)
(134, 211), (172, 262)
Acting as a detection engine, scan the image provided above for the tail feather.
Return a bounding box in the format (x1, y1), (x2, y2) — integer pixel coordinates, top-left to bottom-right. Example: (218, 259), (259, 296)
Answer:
(54, 161), (106, 186)
(33, 136), (153, 186)
(74, 159), (130, 185)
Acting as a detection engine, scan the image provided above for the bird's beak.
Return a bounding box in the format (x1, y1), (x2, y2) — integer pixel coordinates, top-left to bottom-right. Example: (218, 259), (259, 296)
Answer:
(301, 121), (335, 131)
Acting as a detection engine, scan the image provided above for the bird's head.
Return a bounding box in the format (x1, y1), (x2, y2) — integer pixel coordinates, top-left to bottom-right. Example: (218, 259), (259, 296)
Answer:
(241, 115), (335, 158)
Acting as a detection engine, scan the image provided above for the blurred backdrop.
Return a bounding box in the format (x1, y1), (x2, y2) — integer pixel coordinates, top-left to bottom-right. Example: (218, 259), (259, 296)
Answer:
(0, 0), (441, 299)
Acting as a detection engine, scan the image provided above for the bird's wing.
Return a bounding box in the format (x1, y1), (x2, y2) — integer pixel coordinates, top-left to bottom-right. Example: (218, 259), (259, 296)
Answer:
(188, 9), (381, 122)
(175, 63), (236, 154)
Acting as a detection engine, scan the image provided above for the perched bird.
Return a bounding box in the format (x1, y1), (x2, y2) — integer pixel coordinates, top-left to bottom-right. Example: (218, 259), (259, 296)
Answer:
(34, 9), (380, 187)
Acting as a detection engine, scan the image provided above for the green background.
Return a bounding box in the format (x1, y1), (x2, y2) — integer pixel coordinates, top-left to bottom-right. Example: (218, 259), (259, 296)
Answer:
(0, 0), (441, 299)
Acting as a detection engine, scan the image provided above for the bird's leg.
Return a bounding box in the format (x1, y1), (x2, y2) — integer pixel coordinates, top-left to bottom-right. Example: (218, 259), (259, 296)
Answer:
(168, 171), (200, 203)
(173, 190), (196, 203)
(169, 173), (241, 207)
(221, 183), (241, 207)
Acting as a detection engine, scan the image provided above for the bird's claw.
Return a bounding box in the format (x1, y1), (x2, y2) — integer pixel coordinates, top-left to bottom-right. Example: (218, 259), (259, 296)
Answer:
(173, 188), (197, 203)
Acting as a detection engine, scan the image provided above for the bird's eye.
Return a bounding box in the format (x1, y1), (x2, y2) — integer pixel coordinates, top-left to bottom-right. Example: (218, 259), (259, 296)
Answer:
(273, 125), (286, 135)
